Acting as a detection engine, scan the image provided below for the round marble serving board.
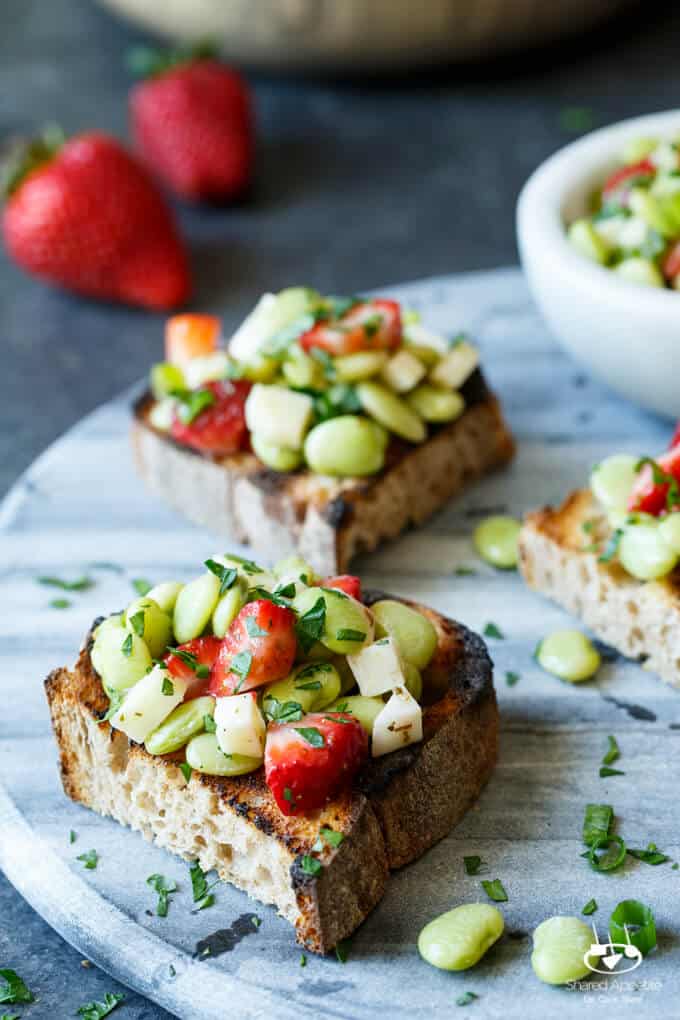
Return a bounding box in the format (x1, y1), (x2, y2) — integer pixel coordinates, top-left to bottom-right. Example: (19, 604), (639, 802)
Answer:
(1, 268), (679, 1020)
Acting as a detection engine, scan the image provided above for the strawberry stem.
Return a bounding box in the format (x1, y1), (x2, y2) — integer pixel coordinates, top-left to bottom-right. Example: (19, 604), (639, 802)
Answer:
(0, 124), (65, 198)
(126, 41), (217, 79)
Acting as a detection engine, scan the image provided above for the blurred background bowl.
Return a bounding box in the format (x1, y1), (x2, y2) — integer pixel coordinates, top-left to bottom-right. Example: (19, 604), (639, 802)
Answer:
(97, 0), (635, 73)
(517, 109), (680, 421)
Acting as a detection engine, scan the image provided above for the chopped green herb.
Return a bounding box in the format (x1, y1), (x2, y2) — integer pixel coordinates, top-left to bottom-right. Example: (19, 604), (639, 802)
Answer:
(283, 787), (296, 809)
(483, 622), (504, 639)
(362, 313), (382, 338)
(179, 762), (192, 782)
(334, 701), (349, 713)
(602, 735), (620, 766)
(76, 992), (125, 1019)
(313, 827), (344, 852)
(335, 628), (366, 642)
(582, 899), (598, 916)
(456, 992), (478, 1007)
(245, 616), (269, 639)
(147, 873), (177, 916)
(190, 860), (216, 911)
(309, 347), (337, 381)
(454, 566), (477, 576)
(295, 679), (322, 691)
(37, 574), (93, 591)
(296, 662), (332, 680)
(560, 106), (594, 133)
(295, 596), (326, 652)
(300, 855), (322, 877)
(627, 844), (670, 865)
(102, 690), (124, 722)
(313, 384), (362, 422)
(599, 528), (623, 563)
(273, 581), (296, 599)
(300, 953), (307, 968)
(247, 586), (290, 607)
(505, 671), (520, 687)
(263, 697), (304, 724)
(225, 553), (263, 574)
(0, 969), (33, 1005)
(229, 650), (253, 689)
(161, 676), (174, 696)
(132, 578), (152, 596)
(203, 714), (216, 734)
(77, 849), (99, 870)
(121, 633), (133, 657)
(251, 915), (261, 929)
(463, 855), (483, 876)
(587, 834), (626, 872)
(69, 829), (77, 844)
(295, 727), (325, 748)
(1, 1012), (20, 1020)
(335, 939), (351, 963)
(204, 559), (238, 596)
(599, 766), (625, 778)
(635, 457), (680, 511)
(582, 803), (613, 845)
(673, 862), (679, 870)
(481, 879), (507, 902)
(49, 597), (71, 609)
(581, 520), (595, 534)
(175, 387), (216, 424)
(128, 610), (145, 638)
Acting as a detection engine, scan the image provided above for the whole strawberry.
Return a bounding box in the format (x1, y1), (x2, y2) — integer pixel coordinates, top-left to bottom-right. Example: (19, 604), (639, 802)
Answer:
(2, 131), (191, 310)
(129, 46), (254, 203)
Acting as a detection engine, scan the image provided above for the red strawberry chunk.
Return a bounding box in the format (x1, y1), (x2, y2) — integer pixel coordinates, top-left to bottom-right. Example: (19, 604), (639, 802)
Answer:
(164, 635), (222, 699)
(300, 299), (402, 356)
(628, 446), (680, 516)
(602, 159), (655, 201)
(209, 599), (297, 697)
(265, 712), (368, 815)
(322, 574), (362, 601)
(170, 379), (250, 455)
(670, 422), (680, 450)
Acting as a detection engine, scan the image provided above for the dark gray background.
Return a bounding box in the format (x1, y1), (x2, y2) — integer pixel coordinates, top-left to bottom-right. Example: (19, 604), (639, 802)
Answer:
(1, 1), (679, 1016)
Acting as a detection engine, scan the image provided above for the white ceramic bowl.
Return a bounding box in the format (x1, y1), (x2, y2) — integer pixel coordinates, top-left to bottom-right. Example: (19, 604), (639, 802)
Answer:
(517, 109), (680, 421)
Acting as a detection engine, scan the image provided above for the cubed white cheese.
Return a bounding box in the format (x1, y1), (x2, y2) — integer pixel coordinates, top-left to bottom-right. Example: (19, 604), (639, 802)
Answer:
(593, 214), (648, 250)
(228, 293), (278, 362)
(347, 636), (406, 698)
(371, 686), (423, 758)
(148, 397), (177, 432)
(184, 352), (230, 389)
(245, 384), (314, 450)
(110, 665), (187, 744)
(429, 341), (479, 390)
(404, 322), (449, 353)
(215, 693), (266, 759)
(381, 349), (427, 393)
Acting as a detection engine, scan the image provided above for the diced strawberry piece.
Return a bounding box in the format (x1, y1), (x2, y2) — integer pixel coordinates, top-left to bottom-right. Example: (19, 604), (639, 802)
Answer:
(299, 299), (402, 356)
(165, 313), (221, 365)
(209, 599), (297, 696)
(662, 241), (680, 283)
(670, 422), (680, 449)
(602, 159), (655, 200)
(170, 379), (250, 455)
(164, 635), (222, 699)
(322, 574), (362, 601)
(628, 446), (680, 516)
(265, 711), (368, 815)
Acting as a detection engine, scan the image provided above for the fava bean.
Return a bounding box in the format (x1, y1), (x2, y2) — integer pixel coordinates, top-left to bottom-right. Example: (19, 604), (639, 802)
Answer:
(293, 586), (374, 654)
(173, 573), (221, 644)
(304, 416), (387, 477)
(145, 696), (215, 755)
(242, 354), (279, 383)
(91, 615), (152, 692)
(590, 455), (639, 513)
(531, 916), (594, 985)
(146, 581), (183, 614)
(251, 432), (303, 473)
(327, 695), (384, 734)
(357, 381), (426, 443)
(658, 513), (680, 554)
(473, 515), (521, 570)
(212, 578), (247, 638)
(618, 522), (678, 580)
(615, 257), (665, 288)
(371, 600), (438, 670)
(406, 384), (465, 424)
(125, 597), (173, 659)
(264, 661), (341, 715)
(403, 341), (440, 368)
(537, 630), (601, 683)
(151, 362), (185, 399)
(274, 554), (317, 583)
(282, 347), (325, 389)
(567, 219), (611, 265)
(185, 732), (262, 777)
(418, 903), (504, 971)
(334, 351), (388, 382)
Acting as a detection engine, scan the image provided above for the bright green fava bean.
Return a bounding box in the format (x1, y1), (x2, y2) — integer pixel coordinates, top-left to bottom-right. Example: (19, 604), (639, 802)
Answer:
(293, 586), (374, 654)
(537, 630), (601, 683)
(173, 573), (221, 644)
(185, 733), (261, 777)
(304, 416), (386, 477)
(418, 904), (504, 971)
(531, 916), (594, 985)
(91, 616), (152, 692)
(212, 578), (247, 638)
(282, 348), (325, 389)
(328, 695), (384, 734)
(251, 432), (303, 473)
(356, 381), (427, 443)
(473, 515), (521, 570)
(145, 696), (216, 755)
(264, 662), (341, 714)
(371, 600), (438, 670)
(406, 384), (465, 423)
(125, 597), (173, 659)
(146, 581), (183, 614)
(618, 523), (678, 580)
(590, 454), (639, 512)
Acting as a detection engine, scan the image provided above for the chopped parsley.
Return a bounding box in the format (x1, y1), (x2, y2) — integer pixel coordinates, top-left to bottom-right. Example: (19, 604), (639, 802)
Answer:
(161, 676), (175, 696)
(463, 855), (483, 876)
(627, 843), (670, 865)
(245, 616), (269, 639)
(190, 860), (216, 911)
(454, 566), (477, 576)
(335, 628), (366, 642)
(335, 939), (351, 963)
(129, 610), (145, 637)
(314, 384), (362, 422)
(598, 528), (623, 563)
(599, 766), (625, 778)
(69, 829), (77, 844)
(295, 679), (322, 691)
(296, 662), (332, 681)
(602, 735), (620, 765)
(263, 697), (304, 724)
(300, 855), (323, 877)
(229, 650), (253, 690)
(300, 953), (307, 968)
(295, 727), (325, 748)
(295, 597), (326, 652)
(636, 457), (680, 510)
(313, 827), (344, 852)
(37, 574), (93, 591)
(204, 559), (238, 596)
(483, 622), (504, 639)
(505, 671), (520, 687)
(582, 899), (598, 916)
(583, 803), (613, 845)
(77, 849), (99, 870)
(76, 992), (125, 1019)
(0, 970), (33, 1005)
(456, 992), (478, 1007)
(147, 873), (177, 916)
(102, 690), (124, 722)
(283, 787), (296, 809)
(175, 387), (216, 424)
(225, 553), (263, 574)
(203, 714), (217, 734)
(247, 586), (291, 607)
(481, 879), (507, 902)
(121, 633), (133, 657)
(179, 762), (192, 782)
(131, 578), (152, 596)
(273, 581), (296, 599)
(49, 597), (71, 609)
(166, 647), (209, 678)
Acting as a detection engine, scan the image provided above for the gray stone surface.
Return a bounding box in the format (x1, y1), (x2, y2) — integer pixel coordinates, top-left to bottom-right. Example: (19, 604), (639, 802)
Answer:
(2, 2), (680, 1016)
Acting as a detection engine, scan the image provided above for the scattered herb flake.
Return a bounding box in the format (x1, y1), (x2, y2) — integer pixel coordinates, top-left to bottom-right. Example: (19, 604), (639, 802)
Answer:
(599, 766), (625, 778)
(147, 873), (177, 917)
(505, 671), (520, 687)
(263, 697), (304, 724)
(295, 597), (326, 652)
(224, 553), (263, 574)
(481, 879), (507, 902)
(300, 855), (322, 877)
(121, 633), (133, 658)
(102, 690), (124, 722)
(0, 970), (33, 1005)
(456, 992), (478, 1007)
(582, 803), (613, 845)
(251, 915), (261, 929)
(602, 734), (620, 766)
(77, 849), (99, 870)
(37, 574), (94, 591)
(599, 528), (623, 563)
(582, 898), (598, 916)
(229, 650), (253, 688)
(483, 622), (504, 639)
(335, 939), (351, 963)
(203, 714), (217, 734)
(49, 597), (71, 609)
(132, 578), (152, 596)
(454, 566), (477, 576)
(273, 581), (296, 599)
(295, 727), (325, 748)
(335, 628), (366, 642)
(463, 855), (483, 876)
(283, 787), (296, 809)
(673, 862), (679, 870)
(175, 387), (216, 425)
(636, 456), (680, 511)
(627, 844), (670, 865)
(69, 829), (77, 844)
(179, 762), (192, 782)
(300, 953), (307, 968)
(204, 559), (238, 596)
(128, 610), (145, 638)
(76, 991), (125, 1019)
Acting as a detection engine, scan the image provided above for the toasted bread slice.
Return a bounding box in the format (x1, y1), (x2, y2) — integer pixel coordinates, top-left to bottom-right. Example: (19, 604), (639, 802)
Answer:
(519, 490), (680, 689)
(45, 593), (497, 953)
(131, 369), (514, 576)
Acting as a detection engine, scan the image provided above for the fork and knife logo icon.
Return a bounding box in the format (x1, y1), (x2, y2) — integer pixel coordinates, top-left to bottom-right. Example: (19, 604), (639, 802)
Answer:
(584, 922), (643, 974)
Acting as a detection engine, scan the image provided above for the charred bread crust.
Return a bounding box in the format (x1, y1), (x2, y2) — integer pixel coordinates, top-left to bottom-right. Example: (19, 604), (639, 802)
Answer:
(131, 368), (514, 575)
(519, 490), (680, 690)
(45, 597), (497, 952)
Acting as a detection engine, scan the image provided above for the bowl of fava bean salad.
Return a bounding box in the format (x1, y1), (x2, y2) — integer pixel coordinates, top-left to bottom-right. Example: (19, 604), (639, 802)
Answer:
(517, 110), (680, 420)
